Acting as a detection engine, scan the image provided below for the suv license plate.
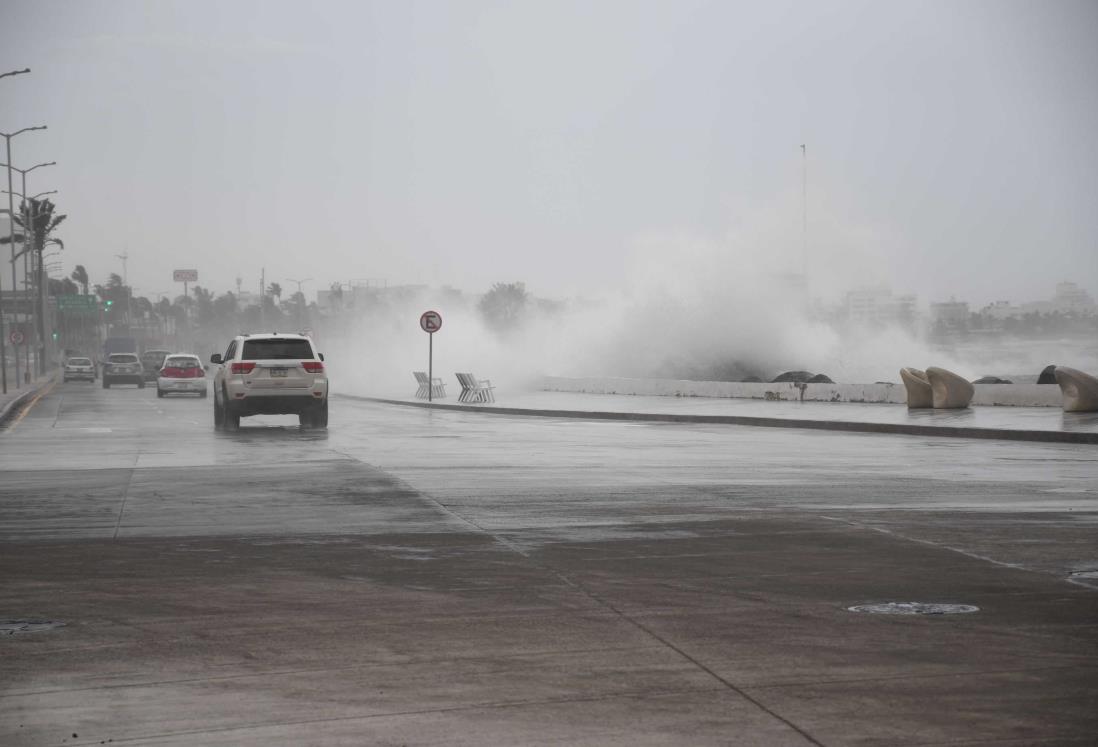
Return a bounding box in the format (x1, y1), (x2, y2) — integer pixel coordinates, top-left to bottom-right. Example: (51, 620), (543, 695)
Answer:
(270, 367), (288, 377)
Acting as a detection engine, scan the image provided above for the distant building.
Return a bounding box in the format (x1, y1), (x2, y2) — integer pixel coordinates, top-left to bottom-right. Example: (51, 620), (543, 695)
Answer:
(981, 300), (1023, 320)
(843, 286), (917, 326)
(1052, 281), (1095, 314)
(929, 298), (969, 326)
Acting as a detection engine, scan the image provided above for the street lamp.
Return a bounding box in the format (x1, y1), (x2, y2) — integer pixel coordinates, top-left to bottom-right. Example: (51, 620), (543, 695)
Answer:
(2, 189), (57, 201)
(1, 127), (48, 390)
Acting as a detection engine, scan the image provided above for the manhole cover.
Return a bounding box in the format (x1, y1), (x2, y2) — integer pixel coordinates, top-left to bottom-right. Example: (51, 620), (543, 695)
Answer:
(847, 603), (979, 616)
(1, 619), (66, 635)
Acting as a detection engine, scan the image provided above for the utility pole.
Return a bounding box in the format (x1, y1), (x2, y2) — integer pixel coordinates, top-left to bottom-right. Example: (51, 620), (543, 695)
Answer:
(115, 251), (129, 326)
(260, 267), (266, 330)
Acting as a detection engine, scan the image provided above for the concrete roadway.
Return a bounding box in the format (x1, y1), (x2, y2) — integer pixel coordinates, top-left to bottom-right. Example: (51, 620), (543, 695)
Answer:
(1, 379), (1096, 745)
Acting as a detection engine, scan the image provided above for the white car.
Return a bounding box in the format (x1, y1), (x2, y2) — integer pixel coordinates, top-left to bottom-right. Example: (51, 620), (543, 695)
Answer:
(157, 354), (208, 398)
(63, 357), (96, 382)
(210, 333), (328, 429)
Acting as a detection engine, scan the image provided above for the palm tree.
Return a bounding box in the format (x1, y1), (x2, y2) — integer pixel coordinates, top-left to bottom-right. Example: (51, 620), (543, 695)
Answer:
(267, 282), (282, 301)
(71, 265), (89, 295)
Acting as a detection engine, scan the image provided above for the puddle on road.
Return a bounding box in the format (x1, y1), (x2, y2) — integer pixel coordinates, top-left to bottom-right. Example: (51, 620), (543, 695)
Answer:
(1, 619), (66, 635)
(847, 602), (979, 615)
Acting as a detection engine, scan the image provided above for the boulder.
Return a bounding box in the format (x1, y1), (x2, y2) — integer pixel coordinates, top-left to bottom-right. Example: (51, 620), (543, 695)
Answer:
(771, 370), (814, 383)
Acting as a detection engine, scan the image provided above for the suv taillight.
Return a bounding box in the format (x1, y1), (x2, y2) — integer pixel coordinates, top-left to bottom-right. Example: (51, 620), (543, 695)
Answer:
(231, 362), (256, 374)
(302, 361), (324, 373)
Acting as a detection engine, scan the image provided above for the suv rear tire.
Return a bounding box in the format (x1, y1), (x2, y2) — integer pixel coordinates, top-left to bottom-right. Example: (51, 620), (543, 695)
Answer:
(224, 402), (240, 430)
(298, 400), (328, 429)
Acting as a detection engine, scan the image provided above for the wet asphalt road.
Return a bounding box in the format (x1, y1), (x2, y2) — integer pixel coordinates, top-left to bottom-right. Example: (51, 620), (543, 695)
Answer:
(1, 379), (1097, 745)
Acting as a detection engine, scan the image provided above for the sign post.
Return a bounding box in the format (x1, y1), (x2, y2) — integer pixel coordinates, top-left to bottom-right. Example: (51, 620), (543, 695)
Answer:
(419, 310), (442, 402)
(173, 269), (198, 300)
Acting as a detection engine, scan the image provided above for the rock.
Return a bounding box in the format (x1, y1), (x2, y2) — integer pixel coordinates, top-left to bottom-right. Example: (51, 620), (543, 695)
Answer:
(771, 370), (814, 383)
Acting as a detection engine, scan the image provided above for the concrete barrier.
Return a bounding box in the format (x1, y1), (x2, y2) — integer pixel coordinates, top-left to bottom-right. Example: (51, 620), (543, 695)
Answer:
(543, 376), (1063, 407)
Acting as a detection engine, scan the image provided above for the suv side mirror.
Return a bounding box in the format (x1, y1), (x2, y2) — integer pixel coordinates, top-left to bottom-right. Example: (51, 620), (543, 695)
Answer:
(210, 354), (222, 365)
(318, 353), (324, 362)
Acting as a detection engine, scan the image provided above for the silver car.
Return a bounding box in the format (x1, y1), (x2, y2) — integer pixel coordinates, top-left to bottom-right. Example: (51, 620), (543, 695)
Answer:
(103, 353), (145, 389)
(63, 357), (96, 382)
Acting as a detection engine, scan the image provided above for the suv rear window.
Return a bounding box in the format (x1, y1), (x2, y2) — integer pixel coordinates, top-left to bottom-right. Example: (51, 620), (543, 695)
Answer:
(241, 339), (314, 360)
(109, 354), (139, 363)
(67, 358), (91, 365)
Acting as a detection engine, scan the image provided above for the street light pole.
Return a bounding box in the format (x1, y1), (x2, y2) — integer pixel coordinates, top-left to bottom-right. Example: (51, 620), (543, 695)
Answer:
(2, 127), (48, 388)
(0, 69), (33, 391)
(2, 160), (57, 377)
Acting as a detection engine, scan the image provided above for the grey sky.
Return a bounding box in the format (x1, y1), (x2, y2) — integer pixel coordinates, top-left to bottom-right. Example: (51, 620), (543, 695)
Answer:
(3, 0), (1096, 306)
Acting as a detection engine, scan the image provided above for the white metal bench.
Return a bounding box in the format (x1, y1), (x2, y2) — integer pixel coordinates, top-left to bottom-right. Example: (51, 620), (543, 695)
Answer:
(413, 371), (446, 399)
(456, 372), (495, 403)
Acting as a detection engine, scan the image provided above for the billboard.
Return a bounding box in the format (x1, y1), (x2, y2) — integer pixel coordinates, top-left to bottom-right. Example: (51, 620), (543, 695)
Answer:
(173, 269), (198, 282)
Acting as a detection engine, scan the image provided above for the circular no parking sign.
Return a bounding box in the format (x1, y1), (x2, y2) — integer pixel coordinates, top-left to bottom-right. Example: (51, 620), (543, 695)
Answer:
(419, 310), (442, 333)
(9, 330), (24, 345)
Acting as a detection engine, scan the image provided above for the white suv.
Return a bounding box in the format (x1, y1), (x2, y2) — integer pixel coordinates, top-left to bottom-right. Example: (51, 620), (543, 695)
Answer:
(210, 333), (328, 429)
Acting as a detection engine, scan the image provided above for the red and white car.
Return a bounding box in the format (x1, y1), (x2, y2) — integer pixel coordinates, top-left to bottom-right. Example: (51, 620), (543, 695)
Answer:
(157, 354), (208, 398)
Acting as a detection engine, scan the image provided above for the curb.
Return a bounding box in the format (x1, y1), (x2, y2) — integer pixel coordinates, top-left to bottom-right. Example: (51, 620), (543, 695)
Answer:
(0, 374), (57, 426)
(337, 395), (1098, 445)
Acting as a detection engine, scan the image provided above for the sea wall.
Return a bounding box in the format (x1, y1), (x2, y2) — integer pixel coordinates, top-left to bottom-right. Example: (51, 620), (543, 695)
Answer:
(542, 376), (1064, 407)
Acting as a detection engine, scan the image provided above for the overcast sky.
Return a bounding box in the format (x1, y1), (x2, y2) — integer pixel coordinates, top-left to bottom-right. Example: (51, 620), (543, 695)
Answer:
(2, 0), (1096, 306)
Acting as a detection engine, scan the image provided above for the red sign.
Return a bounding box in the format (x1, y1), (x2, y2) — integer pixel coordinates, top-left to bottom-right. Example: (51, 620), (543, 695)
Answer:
(419, 310), (442, 333)
(8, 330), (24, 345)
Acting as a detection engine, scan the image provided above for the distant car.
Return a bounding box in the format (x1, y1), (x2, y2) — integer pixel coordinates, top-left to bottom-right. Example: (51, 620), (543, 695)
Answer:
(63, 357), (96, 382)
(103, 353), (145, 389)
(141, 349), (171, 381)
(157, 354), (207, 398)
(211, 333), (328, 429)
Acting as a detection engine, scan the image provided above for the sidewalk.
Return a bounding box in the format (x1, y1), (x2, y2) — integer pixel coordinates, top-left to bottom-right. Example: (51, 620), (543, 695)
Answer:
(346, 388), (1098, 444)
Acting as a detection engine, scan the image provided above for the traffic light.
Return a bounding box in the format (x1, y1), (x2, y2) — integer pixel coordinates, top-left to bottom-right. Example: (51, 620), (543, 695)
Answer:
(51, 330), (59, 341)
(104, 300), (113, 309)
